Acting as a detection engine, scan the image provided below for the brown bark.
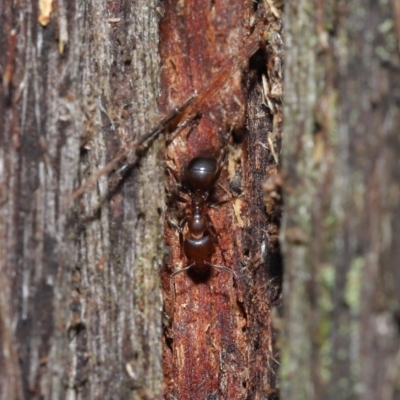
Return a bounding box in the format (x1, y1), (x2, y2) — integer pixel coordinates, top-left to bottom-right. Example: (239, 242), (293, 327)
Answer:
(160, 1), (282, 399)
(1, 1), (163, 399)
(282, 1), (400, 399)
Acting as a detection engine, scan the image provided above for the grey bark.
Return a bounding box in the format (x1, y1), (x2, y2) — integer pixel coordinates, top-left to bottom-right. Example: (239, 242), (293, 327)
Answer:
(0, 1), (163, 399)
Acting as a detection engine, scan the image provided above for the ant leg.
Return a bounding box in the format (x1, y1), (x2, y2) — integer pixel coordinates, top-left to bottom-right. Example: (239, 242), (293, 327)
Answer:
(205, 262), (236, 281)
(205, 215), (229, 268)
(165, 162), (191, 204)
(170, 262), (195, 280)
(208, 197), (231, 209)
(170, 263), (195, 310)
(204, 261), (237, 298)
(166, 216), (187, 257)
(203, 215), (233, 281)
(208, 176), (242, 209)
(206, 216), (218, 240)
(165, 160), (181, 187)
(205, 214), (222, 245)
(169, 192), (189, 205)
(168, 215), (189, 233)
(205, 262), (237, 302)
(178, 217), (189, 256)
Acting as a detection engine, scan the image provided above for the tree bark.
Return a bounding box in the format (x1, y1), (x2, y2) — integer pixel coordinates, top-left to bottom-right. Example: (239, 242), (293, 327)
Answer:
(1, 1), (163, 399)
(6, 0), (399, 400)
(281, 1), (400, 399)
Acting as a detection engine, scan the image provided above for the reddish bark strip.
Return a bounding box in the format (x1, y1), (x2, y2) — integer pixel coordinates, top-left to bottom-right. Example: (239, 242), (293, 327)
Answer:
(160, 1), (250, 399)
(159, 1), (282, 399)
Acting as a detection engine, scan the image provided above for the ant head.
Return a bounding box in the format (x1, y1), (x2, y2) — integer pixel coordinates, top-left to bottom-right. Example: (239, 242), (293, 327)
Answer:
(185, 157), (219, 192)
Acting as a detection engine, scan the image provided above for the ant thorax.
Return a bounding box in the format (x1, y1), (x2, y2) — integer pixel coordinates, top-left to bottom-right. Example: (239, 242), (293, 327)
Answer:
(186, 208), (207, 239)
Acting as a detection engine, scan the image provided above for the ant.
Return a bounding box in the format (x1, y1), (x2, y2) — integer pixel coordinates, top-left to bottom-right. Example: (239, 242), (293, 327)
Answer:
(169, 155), (235, 294)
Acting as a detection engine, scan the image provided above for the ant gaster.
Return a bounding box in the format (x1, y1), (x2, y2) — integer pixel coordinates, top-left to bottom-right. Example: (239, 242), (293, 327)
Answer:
(170, 156), (235, 291)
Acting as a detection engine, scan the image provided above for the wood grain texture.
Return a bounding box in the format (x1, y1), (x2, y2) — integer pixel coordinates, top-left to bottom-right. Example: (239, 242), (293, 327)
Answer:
(0, 1), (164, 399)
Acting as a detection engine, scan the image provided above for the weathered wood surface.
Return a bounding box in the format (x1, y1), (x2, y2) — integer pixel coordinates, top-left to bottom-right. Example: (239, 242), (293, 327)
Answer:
(0, 1), (163, 399)
(160, 1), (282, 399)
(281, 1), (400, 399)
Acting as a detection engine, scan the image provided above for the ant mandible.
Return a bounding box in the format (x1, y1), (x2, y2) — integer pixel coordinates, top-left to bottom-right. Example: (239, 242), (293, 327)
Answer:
(170, 155), (235, 292)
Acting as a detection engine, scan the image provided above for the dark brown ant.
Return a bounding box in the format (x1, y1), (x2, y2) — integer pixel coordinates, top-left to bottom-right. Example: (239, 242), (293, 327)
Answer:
(170, 156), (235, 292)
